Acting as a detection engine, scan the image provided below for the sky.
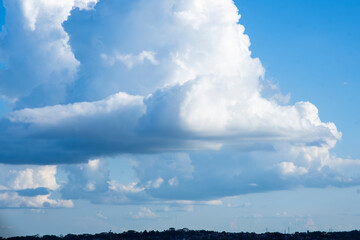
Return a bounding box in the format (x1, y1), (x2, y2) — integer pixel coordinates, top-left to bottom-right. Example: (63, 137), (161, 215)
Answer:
(0, 0), (360, 237)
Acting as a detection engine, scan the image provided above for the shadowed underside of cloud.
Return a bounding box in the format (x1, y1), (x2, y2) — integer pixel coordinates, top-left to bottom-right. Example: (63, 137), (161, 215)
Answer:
(0, 0), (359, 207)
(16, 187), (50, 197)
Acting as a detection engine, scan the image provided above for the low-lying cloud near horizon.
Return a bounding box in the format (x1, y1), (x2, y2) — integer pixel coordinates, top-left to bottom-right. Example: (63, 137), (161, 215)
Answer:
(0, 0), (359, 208)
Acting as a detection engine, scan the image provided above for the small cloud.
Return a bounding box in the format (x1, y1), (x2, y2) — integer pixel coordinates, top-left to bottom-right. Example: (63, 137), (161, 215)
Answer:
(108, 181), (144, 193)
(157, 204), (193, 213)
(146, 178), (164, 189)
(85, 182), (96, 191)
(356, 189), (360, 194)
(163, 199), (222, 206)
(96, 211), (108, 220)
(203, 200), (222, 206)
(28, 209), (46, 214)
(7, 165), (59, 191)
(261, 79), (290, 104)
(279, 162), (308, 176)
(0, 191), (73, 209)
(101, 51), (158, 69)
(271, 93), (291, 105)
(88, 159), (101, 170)
(227, 201), (252, 208)
(168, 177), (178, 186)
(130, 207), (156, 219)
(275, 211), (289, 217)
(153, 178), (164, 188)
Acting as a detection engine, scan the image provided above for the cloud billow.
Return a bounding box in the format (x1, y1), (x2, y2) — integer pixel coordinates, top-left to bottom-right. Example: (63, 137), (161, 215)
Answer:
(0, 0), (359, 206)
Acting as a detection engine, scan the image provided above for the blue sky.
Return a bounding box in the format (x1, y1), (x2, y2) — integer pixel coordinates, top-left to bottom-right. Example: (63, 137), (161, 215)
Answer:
(0, 0), (360, 237)
(235, 0), (360, 159)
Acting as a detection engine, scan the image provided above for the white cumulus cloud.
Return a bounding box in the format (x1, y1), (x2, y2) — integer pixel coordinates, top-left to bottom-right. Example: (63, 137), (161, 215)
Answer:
(0, 0), (358, 205)
(130, 207), (156, 219)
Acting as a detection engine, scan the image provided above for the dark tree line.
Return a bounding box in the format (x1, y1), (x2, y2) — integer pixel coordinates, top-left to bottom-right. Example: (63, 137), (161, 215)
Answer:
(2, 229), (360, 240)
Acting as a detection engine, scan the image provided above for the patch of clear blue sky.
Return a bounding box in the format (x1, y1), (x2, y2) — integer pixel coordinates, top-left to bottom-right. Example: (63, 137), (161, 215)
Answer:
(0, 1), (4, 27)
(235, 0), (360, 159)
(0, 0), (8, 117)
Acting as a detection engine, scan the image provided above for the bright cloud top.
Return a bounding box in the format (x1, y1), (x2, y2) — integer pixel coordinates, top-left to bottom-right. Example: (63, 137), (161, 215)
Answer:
(0, 0), (359, 208)
(0, 164), (73, 208)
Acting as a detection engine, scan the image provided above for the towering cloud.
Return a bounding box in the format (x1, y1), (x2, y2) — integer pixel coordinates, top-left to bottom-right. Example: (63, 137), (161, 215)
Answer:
(0, 0), (97, 108)
(0, 0), (359, 207)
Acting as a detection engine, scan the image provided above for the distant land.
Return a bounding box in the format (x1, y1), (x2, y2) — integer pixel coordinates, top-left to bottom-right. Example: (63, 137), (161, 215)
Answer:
(2, 229), (360, 240)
